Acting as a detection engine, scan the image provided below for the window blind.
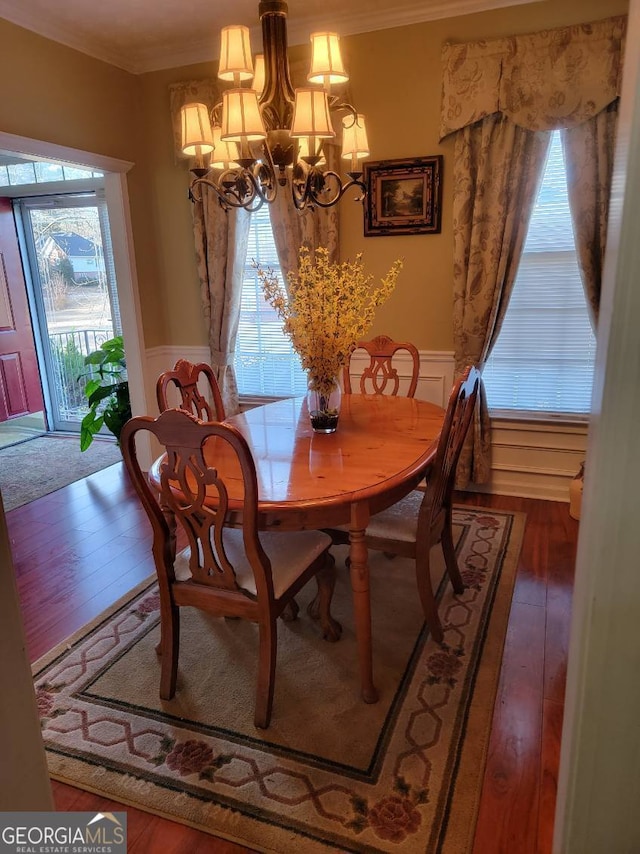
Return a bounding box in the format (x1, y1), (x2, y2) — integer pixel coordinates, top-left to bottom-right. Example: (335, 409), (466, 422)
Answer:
(483, 130), (597, 415)
(235, 206), (307, 397)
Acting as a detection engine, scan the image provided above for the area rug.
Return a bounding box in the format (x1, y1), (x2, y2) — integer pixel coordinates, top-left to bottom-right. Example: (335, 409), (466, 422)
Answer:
(34, 507), (525, 853)
(0, 435), (122, 511)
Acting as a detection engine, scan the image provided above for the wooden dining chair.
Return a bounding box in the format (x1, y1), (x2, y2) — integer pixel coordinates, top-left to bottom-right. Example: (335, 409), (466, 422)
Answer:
(156, 358), (225, 421)
(343, 334), (420, 397)
(120, 408), (341, 729)
(328, 365), (480, 643)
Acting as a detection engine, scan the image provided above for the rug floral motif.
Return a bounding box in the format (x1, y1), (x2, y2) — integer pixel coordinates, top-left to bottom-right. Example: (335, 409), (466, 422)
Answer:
(34, 507), (524, 853)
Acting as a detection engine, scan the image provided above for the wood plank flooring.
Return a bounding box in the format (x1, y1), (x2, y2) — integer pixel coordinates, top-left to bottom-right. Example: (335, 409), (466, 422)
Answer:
(6, 462), (578, 853)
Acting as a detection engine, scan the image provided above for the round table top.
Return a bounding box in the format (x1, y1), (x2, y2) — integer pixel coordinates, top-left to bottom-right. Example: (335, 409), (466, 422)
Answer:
(149, 394), (445, 527)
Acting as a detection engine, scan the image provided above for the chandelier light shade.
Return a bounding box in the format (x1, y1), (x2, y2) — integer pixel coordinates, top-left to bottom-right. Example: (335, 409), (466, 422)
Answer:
(218, 25), (254, 81)
(308, 32), (349, 85)
(221, 89), (267, 141)
(341, 114), (370, 165)
(180, 103), (215, 156)
(183, 0), (368, 212)
(291, 89), (335, 138)
(210, 126), (241, 169)
(252, 54), (266, 98)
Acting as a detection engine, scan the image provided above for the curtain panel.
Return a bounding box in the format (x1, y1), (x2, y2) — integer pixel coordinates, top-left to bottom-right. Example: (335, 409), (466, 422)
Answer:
(192, 188), (250, 417)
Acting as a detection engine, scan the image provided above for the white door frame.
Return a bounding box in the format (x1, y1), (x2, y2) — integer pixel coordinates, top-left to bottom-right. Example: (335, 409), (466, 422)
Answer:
(553, 1), (640, 850)
(0, 131), (151, 465)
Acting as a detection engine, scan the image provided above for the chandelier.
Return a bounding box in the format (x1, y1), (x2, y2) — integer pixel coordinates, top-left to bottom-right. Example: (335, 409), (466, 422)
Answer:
(179, 0), (370, 212)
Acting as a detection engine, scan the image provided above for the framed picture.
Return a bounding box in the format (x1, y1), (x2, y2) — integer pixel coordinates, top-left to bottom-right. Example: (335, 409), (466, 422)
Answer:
(363, 156), (443, 237)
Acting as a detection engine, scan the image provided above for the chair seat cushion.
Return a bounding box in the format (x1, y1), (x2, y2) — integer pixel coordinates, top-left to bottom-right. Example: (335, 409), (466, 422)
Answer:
(174, 529), (331, 598)
(334, 490), (423, 543)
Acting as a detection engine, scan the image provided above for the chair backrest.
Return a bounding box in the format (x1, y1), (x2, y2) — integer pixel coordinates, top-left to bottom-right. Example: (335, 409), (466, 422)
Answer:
(156, 359), (225, 421)
(423, 365), (480, 519)
(120, 408), (272, 599)
(343, 335), (420, 397)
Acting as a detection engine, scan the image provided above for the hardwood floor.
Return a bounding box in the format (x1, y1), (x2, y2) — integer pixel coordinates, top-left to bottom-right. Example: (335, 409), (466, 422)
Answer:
(7, 463), (578, 853)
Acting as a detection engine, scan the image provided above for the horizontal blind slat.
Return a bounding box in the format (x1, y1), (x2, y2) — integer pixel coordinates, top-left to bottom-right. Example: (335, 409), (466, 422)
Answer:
(237, 206), (307, 397)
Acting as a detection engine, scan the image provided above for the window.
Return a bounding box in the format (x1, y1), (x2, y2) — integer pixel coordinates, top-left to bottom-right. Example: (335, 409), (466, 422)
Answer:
(483, 130), (597, 416)
(235, 206), (307, 398)
(0, 159), (103, 188)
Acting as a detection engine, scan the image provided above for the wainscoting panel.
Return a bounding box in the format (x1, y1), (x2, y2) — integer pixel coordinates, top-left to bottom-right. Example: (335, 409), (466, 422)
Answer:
(476, 418), (589, 502)
(145, 346), (587, 502)
(346, 349), (455, 408)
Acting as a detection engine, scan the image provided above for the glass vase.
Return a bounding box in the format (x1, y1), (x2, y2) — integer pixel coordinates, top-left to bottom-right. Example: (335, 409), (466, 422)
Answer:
(307, 376), (342, 433)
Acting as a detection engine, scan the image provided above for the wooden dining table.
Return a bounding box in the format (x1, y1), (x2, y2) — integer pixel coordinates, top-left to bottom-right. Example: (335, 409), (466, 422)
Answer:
(149, 393), (445, 704)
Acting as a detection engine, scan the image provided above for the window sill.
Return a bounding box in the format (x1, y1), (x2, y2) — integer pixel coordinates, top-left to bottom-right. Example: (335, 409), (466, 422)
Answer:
(489, 409), (590, 426)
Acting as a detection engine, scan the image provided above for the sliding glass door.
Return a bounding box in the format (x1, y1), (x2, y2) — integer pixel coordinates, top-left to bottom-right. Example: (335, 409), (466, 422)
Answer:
(16, 193), (122, 433)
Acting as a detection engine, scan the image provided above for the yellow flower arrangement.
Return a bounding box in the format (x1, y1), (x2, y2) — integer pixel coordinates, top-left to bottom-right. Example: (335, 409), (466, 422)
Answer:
(256, 246), (403, 397)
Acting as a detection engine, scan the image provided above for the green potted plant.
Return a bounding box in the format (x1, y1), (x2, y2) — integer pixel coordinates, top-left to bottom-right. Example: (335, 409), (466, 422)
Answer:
(77, 335), (131, 451)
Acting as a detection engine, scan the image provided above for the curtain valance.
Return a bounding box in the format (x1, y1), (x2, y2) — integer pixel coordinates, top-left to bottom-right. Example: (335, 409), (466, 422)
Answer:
(440, 15), (626, 138)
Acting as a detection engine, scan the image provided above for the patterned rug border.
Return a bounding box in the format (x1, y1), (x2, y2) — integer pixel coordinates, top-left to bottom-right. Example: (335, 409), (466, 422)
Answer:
(33, 507), (526, 853)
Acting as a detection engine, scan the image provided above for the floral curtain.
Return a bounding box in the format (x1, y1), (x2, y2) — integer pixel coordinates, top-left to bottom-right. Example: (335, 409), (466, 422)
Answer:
(561, 101), (619, 328)
(452, 116), (550, 484)
(171, 80), (251, 416)
(192, 185), (250, 417)
(441, 16), (626, 137)
(267, 142), (341, 283)
(441, 15), (626, 485)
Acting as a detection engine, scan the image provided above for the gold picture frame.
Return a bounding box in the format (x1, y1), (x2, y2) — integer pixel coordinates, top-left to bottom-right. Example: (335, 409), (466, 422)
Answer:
(363, 156), (443, 236)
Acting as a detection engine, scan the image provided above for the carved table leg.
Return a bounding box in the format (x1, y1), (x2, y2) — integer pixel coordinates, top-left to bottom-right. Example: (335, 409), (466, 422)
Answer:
(349, 501), (378, 704)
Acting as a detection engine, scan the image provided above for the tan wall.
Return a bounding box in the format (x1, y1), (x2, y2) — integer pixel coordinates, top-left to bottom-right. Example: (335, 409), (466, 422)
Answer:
(0, 18), (165, 348)
(0, 0), (628, 353)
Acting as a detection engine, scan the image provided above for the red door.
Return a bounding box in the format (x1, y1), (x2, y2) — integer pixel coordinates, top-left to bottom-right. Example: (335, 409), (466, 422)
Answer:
(0, 197), (44, 422)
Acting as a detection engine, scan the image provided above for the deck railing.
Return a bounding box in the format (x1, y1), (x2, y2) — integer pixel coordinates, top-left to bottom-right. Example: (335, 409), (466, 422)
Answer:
(49, 329), (112, 420)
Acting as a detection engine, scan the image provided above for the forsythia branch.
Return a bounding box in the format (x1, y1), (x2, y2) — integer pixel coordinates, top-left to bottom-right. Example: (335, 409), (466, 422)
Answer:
(255, 247), (403, 396)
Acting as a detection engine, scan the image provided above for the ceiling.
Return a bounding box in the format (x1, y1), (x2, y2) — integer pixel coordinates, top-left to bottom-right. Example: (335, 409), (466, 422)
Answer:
(0, 0), (540, 74)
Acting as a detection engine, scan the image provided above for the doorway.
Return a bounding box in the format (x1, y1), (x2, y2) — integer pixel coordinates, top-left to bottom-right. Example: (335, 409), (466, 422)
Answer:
(0, 133), (147, 466)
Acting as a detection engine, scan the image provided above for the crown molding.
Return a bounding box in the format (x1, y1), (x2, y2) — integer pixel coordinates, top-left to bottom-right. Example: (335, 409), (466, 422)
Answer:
(0, 0), (542, 74)
(139, 0), (543, 73)
(285, 0), (543, 45)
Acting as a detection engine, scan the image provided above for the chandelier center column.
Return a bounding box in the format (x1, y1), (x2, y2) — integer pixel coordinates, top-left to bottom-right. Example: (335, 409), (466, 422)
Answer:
(259, 0), (296, 171)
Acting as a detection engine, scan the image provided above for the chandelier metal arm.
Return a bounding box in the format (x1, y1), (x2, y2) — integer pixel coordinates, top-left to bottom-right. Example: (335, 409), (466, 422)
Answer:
(328, 98), (358, 123)
(189, 170), (267, 212)
(291, 167), (366, 210)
